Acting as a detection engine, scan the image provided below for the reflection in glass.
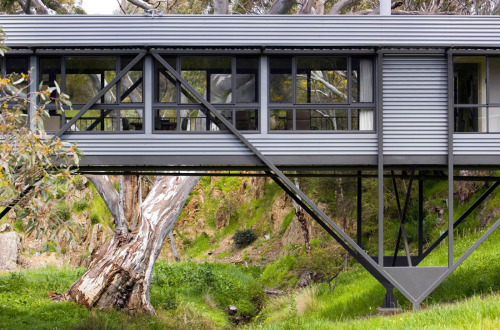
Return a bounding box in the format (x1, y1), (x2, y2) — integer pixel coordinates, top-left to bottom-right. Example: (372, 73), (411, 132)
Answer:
(453, 56), (486, 105)
(236, 57), (258, 103)
(181, 57), (231, 104)
(455, 107), (487, 132)
(296, 57), (348, 104)
(270, 57), (292, 103)
(155, 57), (177, 103)
(120, 110), (143, 131)
(6, 57), (30, 92)
(235, 109), (258, 130)
(352, 109), (374, 130)
(489, 58), (500, 104)
(270, 109), (293, 130)
(155, 109), (178, 131)
(305, 109), (348, 130)
(66, 57), (116, 104)
(121, 57), (143, 103)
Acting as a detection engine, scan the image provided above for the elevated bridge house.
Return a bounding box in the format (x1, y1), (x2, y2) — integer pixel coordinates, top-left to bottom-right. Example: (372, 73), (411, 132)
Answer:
(1, 14), (500, 310)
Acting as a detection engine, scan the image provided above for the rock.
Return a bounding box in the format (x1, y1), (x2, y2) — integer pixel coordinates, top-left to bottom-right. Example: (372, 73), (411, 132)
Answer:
(0, 223), (12, 233)
(297, 271), (312, 288)
(0, 231), (21, 270)
(226, 305), (238, 316)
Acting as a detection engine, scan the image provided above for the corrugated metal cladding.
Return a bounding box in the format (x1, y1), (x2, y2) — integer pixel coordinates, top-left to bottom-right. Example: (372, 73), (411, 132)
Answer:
(454, 134), (500, 155)
(2, 15), (500, 47)
(383, 55), (448, 155)
(61, 134), (378, 156)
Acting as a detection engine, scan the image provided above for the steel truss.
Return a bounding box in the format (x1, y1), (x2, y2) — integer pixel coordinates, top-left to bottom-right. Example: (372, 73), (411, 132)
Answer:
(2, 49), (497, 311)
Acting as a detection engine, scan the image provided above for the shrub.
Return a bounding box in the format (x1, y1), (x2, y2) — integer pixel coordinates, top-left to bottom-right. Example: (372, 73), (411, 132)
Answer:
(233, 229), (257, 248)
(50, 202), (71, 222)
(73, 199), (89, 212)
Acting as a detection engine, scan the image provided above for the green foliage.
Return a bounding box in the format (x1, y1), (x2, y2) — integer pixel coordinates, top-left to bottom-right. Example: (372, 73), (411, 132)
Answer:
(72, 199), (89, 213)
(88, 183), (113, 228)
(233, 229), (257, 248)
(50, 202), (71, 222)
(13, 219), (24, 233)
(260, 255), (299, 289)
(281, 208), (295, 233)
(151, 261), (265, 318)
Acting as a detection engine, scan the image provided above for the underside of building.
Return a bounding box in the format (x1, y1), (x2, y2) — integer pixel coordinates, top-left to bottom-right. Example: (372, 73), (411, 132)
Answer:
(1, 14), (500, 310)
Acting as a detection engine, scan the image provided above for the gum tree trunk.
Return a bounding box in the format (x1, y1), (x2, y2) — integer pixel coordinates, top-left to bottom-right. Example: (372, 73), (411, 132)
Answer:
(65, 175), (199, 314)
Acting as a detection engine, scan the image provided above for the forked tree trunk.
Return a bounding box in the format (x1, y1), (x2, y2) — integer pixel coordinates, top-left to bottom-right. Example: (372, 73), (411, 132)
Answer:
(65, 175), (200, 314)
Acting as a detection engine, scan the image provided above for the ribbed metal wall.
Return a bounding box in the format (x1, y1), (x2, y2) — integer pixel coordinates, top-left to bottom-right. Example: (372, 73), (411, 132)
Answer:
(2, 15), (500, 47)
(383, 55), (448, 155)
(62, 134), (378, 156)
(454, 134), (500, 155)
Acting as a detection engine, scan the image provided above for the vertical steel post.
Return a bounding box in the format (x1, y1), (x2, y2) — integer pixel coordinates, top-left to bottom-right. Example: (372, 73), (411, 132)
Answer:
(447, 50), (454, 267)
(260, 55), (268, 135)
(357, 170), (362, 248)
(144, 55), (153, 135)
(418, 178), (424, 256)
(29, 55), (38, 130)
(377, 49), (384, 266)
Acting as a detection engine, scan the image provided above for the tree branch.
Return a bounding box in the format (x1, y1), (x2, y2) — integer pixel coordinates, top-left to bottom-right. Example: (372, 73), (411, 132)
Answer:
(329, 0), (361, 15)
(126, 0), (154, 10)
(86, 175), (123, 230)
(31, 0), (49, 14)
(266, 0), (295, 14)
(213, 0), (228, 14)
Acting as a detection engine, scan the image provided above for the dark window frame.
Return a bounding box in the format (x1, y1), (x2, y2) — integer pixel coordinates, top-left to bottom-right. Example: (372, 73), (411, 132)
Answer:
(268, 55), (376, 133)
(38, 55), (145, 134)
(153, 55), (260, 134)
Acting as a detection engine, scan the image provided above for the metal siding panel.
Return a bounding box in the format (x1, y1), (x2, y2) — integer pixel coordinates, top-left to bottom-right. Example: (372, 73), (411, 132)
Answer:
(383, 56), (448, 155)
(61, 133), (378, 156)
(453, 134), (500, 155)
(4, 16), (500, 47)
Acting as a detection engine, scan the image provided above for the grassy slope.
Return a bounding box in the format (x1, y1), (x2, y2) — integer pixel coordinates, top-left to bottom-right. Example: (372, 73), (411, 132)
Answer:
(250, 227), (500, 329)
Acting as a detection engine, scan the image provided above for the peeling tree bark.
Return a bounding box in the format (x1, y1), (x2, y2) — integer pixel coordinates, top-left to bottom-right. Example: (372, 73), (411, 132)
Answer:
(293, 178), (311, 254)
(65, 175), (200, 315)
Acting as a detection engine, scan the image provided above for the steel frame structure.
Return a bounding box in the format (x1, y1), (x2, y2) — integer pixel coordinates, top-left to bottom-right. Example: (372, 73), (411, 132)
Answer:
(2, 43), (499, 310)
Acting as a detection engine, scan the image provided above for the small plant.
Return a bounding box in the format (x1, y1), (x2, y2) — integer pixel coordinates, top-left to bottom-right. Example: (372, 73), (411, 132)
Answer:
(90, 211), (100, 225)
(73, 199), (89, 212)
(233, 229), (257, 248)
(13, 219), (24, 233)
(50, 202), (71, 222)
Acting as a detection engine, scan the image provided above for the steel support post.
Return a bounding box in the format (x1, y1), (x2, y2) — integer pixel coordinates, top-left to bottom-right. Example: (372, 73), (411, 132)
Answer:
(447, 50), (454, 267)
(418, 178), (424, 256)
(357, 170), (362, 248)
(377, 50), (384, 267)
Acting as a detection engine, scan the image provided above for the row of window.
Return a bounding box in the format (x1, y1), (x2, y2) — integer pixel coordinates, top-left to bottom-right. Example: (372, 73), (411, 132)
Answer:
(2, 54), (498, 133)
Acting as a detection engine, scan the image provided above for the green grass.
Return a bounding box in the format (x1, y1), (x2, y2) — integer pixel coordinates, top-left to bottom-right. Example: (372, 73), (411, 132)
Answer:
(251, 228), (500, 329)
(0, 262), (264, 330)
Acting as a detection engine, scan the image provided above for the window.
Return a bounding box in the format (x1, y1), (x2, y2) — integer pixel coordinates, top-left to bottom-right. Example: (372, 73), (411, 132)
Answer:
(269, 56), (374, 132)
(454, 56), (500, 133)
(1, 56), (30, 94)
(39, 56), (144, 132)
(154, 55), (259, 132)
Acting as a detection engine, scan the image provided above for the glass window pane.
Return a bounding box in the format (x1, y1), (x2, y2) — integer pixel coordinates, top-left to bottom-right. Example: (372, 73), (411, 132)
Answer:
(120, 109), (143, 131)
(308, 109), (348, 130)
(270, 57), (292, 103)
(155, 109), (178, 131)
(66, 57), (116, 104)
(353, 109), (374, 130)
(6, 56), (30, 93)
(39, 57), (62, 102)
(455, 107), (487, 132)
(489, 57), (500, 104)
(181, 57), (232, 104)
(66, 109), (117, 132)
(180, 109), (205, 131)
(351, 58), (373, 103)
(235, 109), (258, 130)
(236, 57), (258, 103)
(489, 107), (500, 132)
(121, 57), (143, 103)
(155, 57), (177, 103)
(454, 56), (486, 105)
(270, 109), (292, 130)
(296, 57), (348, 104)
(43, 110), (63, 131)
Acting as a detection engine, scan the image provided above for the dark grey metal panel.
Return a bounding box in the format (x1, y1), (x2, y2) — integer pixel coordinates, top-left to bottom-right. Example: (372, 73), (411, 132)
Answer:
(383, 56), (448, 155)
(4, 15), (500, 48)
(78, 154), (378, 166)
